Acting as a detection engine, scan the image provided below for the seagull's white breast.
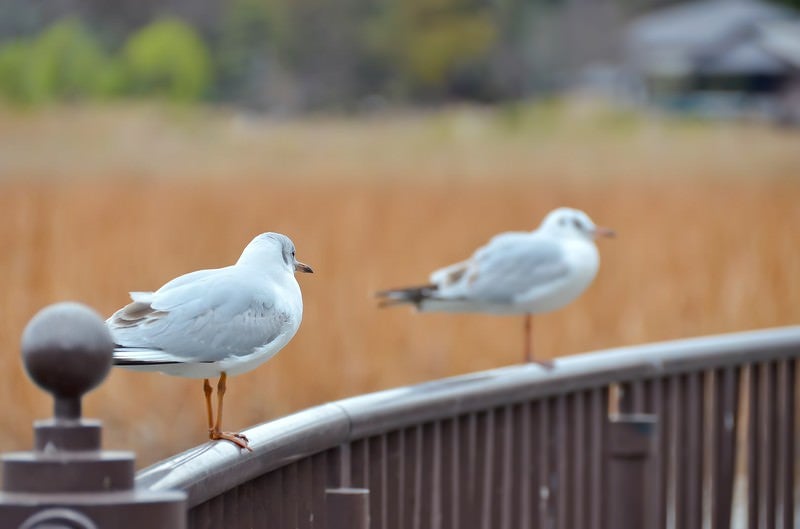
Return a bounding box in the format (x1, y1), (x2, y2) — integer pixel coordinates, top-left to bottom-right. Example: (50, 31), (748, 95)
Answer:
(513, 238), (599, 314)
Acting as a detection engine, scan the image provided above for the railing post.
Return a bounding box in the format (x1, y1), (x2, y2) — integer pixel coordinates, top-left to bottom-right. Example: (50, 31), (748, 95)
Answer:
(0, 302), (187, 528)
(606, 414), (657, 529)
(325, 488), (369, 529)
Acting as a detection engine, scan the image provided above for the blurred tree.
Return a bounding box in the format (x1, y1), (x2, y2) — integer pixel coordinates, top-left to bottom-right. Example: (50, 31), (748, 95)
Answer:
(0, 40), (31, 104)
(33, 19), (118, 100)
(366, 0), (496, 100)
(123, 18), (212, 102)
(0, 19), (119, 105)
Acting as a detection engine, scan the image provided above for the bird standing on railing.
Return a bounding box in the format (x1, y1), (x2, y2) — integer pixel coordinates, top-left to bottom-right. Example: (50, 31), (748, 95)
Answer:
(107, 232), (313, 451)
(376, 207), (614, 367)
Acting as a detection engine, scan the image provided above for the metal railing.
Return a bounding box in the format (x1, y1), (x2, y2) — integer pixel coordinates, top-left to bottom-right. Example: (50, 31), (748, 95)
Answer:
(137, 326), (800, 529)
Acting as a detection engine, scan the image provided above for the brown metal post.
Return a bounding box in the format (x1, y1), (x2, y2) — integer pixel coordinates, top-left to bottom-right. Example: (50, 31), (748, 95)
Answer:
(326, 488), (370, 529)
(606, 414), (657, 529)
(0, 302), (187, 528)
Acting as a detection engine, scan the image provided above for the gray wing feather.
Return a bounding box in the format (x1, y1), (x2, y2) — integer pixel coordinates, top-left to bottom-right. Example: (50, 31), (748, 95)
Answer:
(439, 234), (568, 302)
(108, 269), (290, 362)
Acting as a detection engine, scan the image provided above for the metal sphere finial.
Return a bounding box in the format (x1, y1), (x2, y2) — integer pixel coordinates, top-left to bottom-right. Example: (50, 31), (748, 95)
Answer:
(21, 302), (114, 419)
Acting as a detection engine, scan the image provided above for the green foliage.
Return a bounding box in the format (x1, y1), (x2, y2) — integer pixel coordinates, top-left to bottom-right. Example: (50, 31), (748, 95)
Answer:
(0, 19), (112, 105)
(0, 40), (31, 104)
(122, 18), (212, 102)
(405, 14), (495, 87)
(366, 0), (496, 97)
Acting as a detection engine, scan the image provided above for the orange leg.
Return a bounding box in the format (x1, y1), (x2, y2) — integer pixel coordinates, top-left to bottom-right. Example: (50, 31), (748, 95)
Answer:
(524, 314), (532, 363)
(524, 315), (554, 369)
(203, 378), (214, 433)
(208, 373), (252, 451)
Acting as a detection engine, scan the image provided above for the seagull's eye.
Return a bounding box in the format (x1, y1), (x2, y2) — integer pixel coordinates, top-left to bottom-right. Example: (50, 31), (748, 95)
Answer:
(291, 250), (296, 258)
(572, 219), (582, 229)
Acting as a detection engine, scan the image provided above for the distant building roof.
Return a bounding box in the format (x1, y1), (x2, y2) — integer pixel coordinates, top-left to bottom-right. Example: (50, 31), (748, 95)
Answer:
(758, 20), (800, 68)
(626, 0), (797, 77)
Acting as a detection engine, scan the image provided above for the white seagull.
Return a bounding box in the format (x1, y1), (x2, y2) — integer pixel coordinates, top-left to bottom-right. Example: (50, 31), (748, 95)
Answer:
(107, 232), (313, 450)
(377, 207), (614, 366)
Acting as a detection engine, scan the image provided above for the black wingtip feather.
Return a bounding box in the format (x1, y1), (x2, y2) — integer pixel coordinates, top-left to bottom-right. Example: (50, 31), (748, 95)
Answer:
(113, 359), (182, 366)
(375, 284), (437, 308)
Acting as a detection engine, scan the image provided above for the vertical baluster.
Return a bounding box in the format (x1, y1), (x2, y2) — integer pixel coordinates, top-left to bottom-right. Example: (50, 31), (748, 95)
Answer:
(440, 417), (458, 529)
(284, 463), (299, 529)
(311, 452), (329, 529)
(404, 425), (423, 529)
(458, 414), (477, 529)
(685, 372), (705, 529)
(589, 388), (607, 529)
(529, 401), (542, 529)
(672, 374), (688, 529)
(710, 367), (740, 529)
(264, 469), (284, 529)
(538, 399), (553, 529)
(512, 402), (531, 529)
(487, 408), (508, 529)
(747, 364), (761, 529)
(386, 430), (404, 529)
(499, 406), (514, 529)
(574, 392), (586, 529)
(224, 483), (239, 527)
(645, 377), (667, 529)
(420, 423), (439, 529)
(761, 363), (778, 529)
(252, 474), (269, 527)
(236, 479), (255, 529)
(556, 395), (570, 529)
(475, 410), (494, 529)
(297, 458), (314, 529)
(778, 358), (796, 529)
(208, 494), (226, 529)
(369, 435), (387, 529)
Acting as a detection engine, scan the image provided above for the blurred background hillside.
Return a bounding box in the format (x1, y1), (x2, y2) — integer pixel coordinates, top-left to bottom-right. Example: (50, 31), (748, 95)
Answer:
(1, 0), (799, 112)
(0, 0), (799, 466)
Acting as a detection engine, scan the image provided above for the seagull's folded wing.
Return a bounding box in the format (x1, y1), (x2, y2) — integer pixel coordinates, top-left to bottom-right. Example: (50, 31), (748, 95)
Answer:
(439, 234), (569, 302)
(108, 269), (292, 362)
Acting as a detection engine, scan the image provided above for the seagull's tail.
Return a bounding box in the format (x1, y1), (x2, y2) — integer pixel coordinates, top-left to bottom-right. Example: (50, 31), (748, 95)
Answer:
(112, 346), (184, 367)
(375, 284), (438, 308)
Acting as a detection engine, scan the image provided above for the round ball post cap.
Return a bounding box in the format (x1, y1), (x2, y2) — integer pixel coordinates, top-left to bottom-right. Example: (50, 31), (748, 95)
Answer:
(21, 302), (114, 401)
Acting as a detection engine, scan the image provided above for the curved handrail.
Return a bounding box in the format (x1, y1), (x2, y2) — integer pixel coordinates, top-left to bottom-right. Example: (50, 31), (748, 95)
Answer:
(136, 326), (800, 508)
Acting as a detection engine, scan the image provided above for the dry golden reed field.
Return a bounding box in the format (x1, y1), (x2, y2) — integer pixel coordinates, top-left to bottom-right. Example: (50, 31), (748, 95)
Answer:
(0, 101), (798, 466)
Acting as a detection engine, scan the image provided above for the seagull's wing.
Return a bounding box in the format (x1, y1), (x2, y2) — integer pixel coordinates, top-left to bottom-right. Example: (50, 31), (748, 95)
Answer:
(437, 233), (569, 302)
(428, 231), (530, 289)
(108, 268), (293, 363)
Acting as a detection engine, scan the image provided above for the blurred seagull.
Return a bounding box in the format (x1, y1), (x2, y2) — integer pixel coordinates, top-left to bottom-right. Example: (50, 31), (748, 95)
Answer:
(377, 207), (614, 366)
(107, 232), (313, 451)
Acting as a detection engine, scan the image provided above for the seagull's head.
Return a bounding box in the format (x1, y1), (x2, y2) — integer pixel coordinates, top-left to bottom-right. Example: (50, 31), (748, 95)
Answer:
(539, 208), (615, 241)
(238, 233), (314, 274)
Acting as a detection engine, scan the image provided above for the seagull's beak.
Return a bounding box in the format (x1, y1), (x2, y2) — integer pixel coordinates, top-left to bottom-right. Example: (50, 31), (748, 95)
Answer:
(294, 261), (314, 274)
(593, 226), (616, 239)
